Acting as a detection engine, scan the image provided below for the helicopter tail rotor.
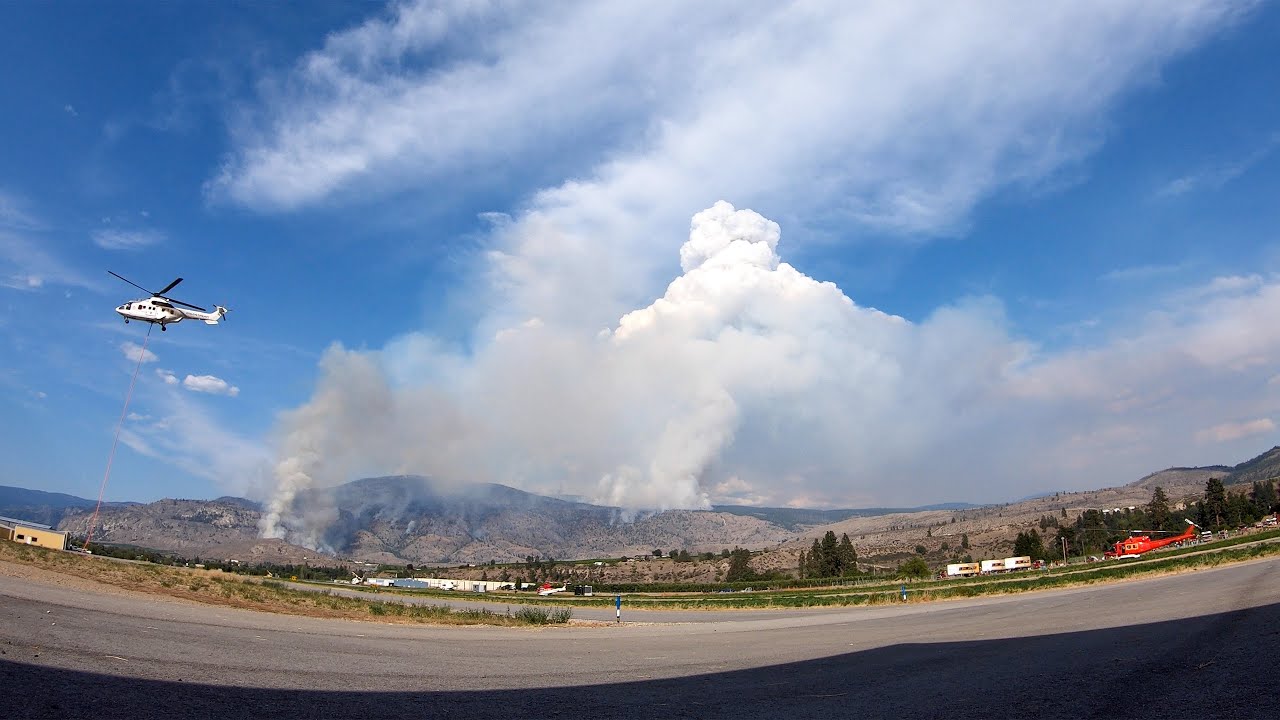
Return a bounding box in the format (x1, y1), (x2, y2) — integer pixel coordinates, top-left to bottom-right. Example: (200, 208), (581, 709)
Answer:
(203, 306), (229, 325)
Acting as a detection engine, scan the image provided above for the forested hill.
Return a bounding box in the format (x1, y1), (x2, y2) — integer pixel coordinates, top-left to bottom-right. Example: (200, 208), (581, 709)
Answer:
(1130, 446), (1280, 491)
(1224, 446), (1280, 486)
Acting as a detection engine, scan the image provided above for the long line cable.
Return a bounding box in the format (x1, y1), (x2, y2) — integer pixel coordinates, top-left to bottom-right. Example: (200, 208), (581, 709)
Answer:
(83, 322), (154, 550)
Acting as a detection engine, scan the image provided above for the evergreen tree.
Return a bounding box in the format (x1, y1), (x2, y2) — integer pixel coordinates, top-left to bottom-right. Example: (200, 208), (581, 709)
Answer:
(1251, 480), (1278, 515)
(797, 550), (808, 578)
(1203, 477), (1228, 530)
(819, 531), (840, 577)
(1013, 529), (1046, 561)
(1146, 486), (1171, 532)
(808, 538), (822, 577)
(1226, 491), (1255, 528)
(837, 533), (858, 575)
(960, 533), (970, 550)
(725, 548), (757, 582)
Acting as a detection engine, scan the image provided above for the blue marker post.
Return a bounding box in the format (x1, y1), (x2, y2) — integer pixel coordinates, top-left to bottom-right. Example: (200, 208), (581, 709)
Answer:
(900, 583), (907, 603)
(615, 594), (622, 623)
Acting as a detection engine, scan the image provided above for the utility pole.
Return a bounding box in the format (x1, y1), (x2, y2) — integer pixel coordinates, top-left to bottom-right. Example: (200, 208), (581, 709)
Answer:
(1061, 537), (1068, 564)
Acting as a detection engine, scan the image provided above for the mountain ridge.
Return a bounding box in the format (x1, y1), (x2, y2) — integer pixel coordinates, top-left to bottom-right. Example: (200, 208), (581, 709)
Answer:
(0, 484), (138, 527)
(5, 443), (1277, 564)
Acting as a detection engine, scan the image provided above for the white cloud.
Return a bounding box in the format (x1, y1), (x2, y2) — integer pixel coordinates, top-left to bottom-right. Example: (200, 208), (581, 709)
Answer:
(155, 369), (179, 385)
(0, 270), (43, 290)
(1193, 274), (1264, 298)
(120, 342), (158, 364)
(1154, 133), (1280, 198)
(120, 389), (268, 497)
(0, 190), (43, 230)
(0, 230), (97, 292)
(181, 374), (240, 397)
(92, 228), (165, 251)
(0, 191), (99, 291)
(212, 1), (1241, 234)
(1101, 262), (1190, 283)
(1196, 418), (1276, 444)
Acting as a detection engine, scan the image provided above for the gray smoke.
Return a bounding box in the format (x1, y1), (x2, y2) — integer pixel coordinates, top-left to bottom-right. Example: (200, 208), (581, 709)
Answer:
(259, 201), (1280, 550)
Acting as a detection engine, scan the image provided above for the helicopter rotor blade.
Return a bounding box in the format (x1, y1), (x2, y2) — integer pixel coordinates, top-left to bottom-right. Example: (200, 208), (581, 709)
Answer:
(110, 271), (216, 314)
(108, 270), (152, 295)
(156, 277), (183, 296)
(170, 298), (209, 312)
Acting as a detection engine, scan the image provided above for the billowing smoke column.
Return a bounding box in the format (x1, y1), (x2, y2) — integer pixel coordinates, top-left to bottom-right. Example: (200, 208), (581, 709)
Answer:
(259, 350), (397, 543)
(259, 201), (1028, 546)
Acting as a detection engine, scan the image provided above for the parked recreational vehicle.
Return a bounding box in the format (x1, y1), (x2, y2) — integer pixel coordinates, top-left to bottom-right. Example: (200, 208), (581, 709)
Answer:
(1002, 556), (1032, 571)
(945, 563), (981, 577)
(979, 559), (1005, 574)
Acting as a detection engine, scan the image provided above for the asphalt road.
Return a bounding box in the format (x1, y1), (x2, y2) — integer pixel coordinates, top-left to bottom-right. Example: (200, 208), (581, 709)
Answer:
(2, 558), (1278, 719)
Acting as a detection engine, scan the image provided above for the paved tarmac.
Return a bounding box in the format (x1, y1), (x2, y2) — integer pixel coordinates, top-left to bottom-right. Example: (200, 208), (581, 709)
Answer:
(2, 558), (1278, 719)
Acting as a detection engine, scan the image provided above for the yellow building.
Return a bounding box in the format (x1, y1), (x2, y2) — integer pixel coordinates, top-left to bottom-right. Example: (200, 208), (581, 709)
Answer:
(0, 516), (68, 551)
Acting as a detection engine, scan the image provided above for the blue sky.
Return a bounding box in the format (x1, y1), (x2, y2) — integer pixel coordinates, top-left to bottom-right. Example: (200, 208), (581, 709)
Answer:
(2, 2), (1279, 519)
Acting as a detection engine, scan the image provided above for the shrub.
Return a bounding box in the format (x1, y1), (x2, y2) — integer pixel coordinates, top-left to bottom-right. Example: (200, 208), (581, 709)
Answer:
(513, 606), (573, 624)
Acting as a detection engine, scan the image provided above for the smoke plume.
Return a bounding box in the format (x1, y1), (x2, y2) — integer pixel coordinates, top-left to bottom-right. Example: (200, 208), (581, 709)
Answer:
(258, 200), (1280, 548)
(258, 201), (1022, 543)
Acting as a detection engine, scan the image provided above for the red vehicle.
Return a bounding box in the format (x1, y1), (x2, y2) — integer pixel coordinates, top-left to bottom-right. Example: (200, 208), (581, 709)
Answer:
(1106, 520), (1198, 558)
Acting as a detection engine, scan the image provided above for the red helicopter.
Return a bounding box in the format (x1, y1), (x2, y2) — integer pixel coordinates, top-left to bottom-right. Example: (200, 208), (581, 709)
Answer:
(1105, 519), (1199, 559)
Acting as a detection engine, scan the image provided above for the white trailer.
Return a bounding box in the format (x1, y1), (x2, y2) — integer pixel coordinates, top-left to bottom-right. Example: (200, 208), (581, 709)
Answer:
(979, 559), (1005, 573)
(945, 563), (981, 577)
(1002, 556), (1032, 572)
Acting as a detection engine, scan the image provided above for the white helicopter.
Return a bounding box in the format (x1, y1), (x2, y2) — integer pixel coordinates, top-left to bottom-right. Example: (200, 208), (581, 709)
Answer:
(110, 271), (228, 331)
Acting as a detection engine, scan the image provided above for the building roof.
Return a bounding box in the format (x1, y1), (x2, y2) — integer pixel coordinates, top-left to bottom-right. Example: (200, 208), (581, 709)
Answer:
(0, 516), (58, 531)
